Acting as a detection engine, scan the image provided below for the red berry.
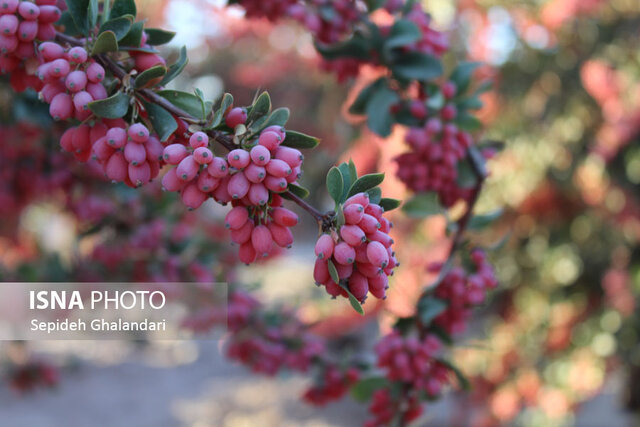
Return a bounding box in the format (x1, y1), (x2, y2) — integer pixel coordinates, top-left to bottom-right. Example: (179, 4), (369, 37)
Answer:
(333, 242), (355, 265)
(72, 91), (92, 113)
(128, 123), (149, 143)
(314, 234), (334, 259)
(208, 157), (229, 178)
(49, 92), (72, 120)
(314, 258), (330, 284)
(193, 147), (213, 165)
(105, 152), (127, 182)
(348, 272), (369, 302)
(189, 131), (208, 149)
(271, 207), (298, 227)
(197, 171), (219, 192)
(258, 131), (281, 151)
(161, 168), (186, 192)
(264, 175), (287, 192)
(366, 241), (389, 268)
(340, 225), (366, 246)
(267, 222), (293, 248)
(244, 163), (266, 183)
(163, 144), (188, 164)
(0, 15), (18, 36)
(343, 204), (364, 224)
(228, 172), (250, 199)
(225, 107), (247, 128)
(124, 142), (146, 165)
(176, 155), (199, 181)
(18, 2), (39, 20)
(228, 149), (250, 169)
(359, 214), (381, 234)
(265, 159), (292, 178)
(248, 182), (269, 205)
(250, 144), (271, 166)
(251, 225), (272, 257)
(68, 47), (88, 64)
(128, 161), (151, 187)
(106, 127), (127, 149)
(238, 241), (256, 264)
(230, 220), (253, 244)
(274, 146), (303, 168)
(86, 63), (105, 83)
(181, 183), (207, 209)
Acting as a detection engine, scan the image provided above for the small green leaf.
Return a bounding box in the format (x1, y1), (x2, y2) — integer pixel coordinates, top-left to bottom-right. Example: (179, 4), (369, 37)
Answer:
(455, 113), (482, 131)
(335, 204), (346, 228)
(347, 173), (385, 198)
(134, 65), (167, 89)
(344, 286), (365, 315)
(57, 11), (81, 36)
(88, 0), (99, 30)
(144, 28), (176, 45)
(261, 108), (290, 129)
(379, 198), (401, 211)
(348, 159), (358, 183)
(208, 93), (234, 129)
(160, 46), (188, 86)
(457, 96), (483, 111)
(384, 19), (421, 52)
(468, 209), (503, 230)
(450, 62), (481, 95)
(110, 0), (137, 19)
(417, 297), (448, 324)
(366, 86), (398, 137)
(315, 33), (370, 60)
(158, 90), (206, 120)
(367, 187), (382, 204)
(402, 192), (443, 218)
(457, 160), (478, 189)
(100, 15), (133, 40)
(286, 183), (309, 199)
(142, 101), (178, 142)
(88, 91), (130, 119)
(351, 377), (389, 402)
(391, 52), (443, 82)
(91, 30), (119, 55)
(119, 20), (143, 46)
(349, 77), (386, 115)
(326, 167), (344, 204)
(282, 130), (319, 149)
(327, 260), (340, 284)
(66, 0), (90, 34)
(338, 163), (353, 198)
(248, 92), (271, 123)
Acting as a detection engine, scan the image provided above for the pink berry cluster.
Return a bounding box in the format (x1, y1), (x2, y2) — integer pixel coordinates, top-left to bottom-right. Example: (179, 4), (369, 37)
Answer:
(404, 3), (449, 57)
(430, 249), (498, 335)
(8, 359), (59, 393)
(365, 388), (423, 427)
(61, 122), (164, 187)
(0, 0), (61, 91)
(36, 43), (107, 121)
(222, 292), (325, 375)
(288, 0), (360, 44)
(225, 201), (298, 264)
(314, 192), (397, 302)
(395, 117), (475, 207)
(302, 364), (360, 406)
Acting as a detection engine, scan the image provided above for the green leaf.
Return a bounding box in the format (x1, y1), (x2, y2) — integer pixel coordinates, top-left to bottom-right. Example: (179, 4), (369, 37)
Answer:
(348, 159), (358, 183)
(364, 0), (386, 11)
(315, 33), (370, 60)
(456, 160), (478, 189)
(142, 101), (178, 142)
(351, 377), (389, 402)
(344, 286), (365, 315)
(134, 65), (167, 89)
(366, 86), (398, 137)
(327, 260), (340, 285)
(367, 187), (382, 204)
(438, 359), (471, 390)
(88, 0), (99, 30)
(454, 113), (482, 131)
(379, 198), (401, 211)
(144, 28), (176, 45)
(119, 20), (143, 47)
(261, 108), (290, 129)
(402, 192), (443, 218)
(88, 92), (130, 119)
(66, 0), (90, 34)
(57, 11), (81, 36)
(349, 77), (386, 115)
(286, 183), (309, 199)
(417, 297), (447, 324)
(429, 324), (453, 345)
(384, 19), (421, 52)
(100, 15), (133, 40)
(450, 61), (481, 95)
(158, 90), (206, 120)
(335, 204), (346, 228)
(282, 130), (319, 149)
(91, 30), (119, 55)
(391, 52), (443, 82)
(110, 0), (137, 19)
(468, 209), (503, 230)
(347, 173), (385, 198)
(457, 96), (483, 111)
(248, 92), (271, 123)
(326, 167), (344, 204)
(338, 163), (353, 199)
(160, 46), (188, 86)
(208, 93), (233, 129)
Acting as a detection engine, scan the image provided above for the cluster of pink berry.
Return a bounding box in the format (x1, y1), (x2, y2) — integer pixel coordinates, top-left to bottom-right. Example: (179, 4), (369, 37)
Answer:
(430, 249), (498, 335)
(405, 3), (449, 57)
(0, 0), (61, 91)
(288, 0), (360, 44)
(314, 192), (397, 302)
(375, 331), (445, 394)
(36, 43), (107, 121)
(224, 303), (325, 375)
(365, 388), (423, 427)
(395, 114), (475, 208)
(302, 364), (360, 406)
(61, 122), (164, 187)
(0, 123), (71, 218)
(225, 201), (298, 264)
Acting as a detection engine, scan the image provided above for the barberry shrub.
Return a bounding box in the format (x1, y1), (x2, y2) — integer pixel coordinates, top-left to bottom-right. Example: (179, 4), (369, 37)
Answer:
(0, 0), (504, 424)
